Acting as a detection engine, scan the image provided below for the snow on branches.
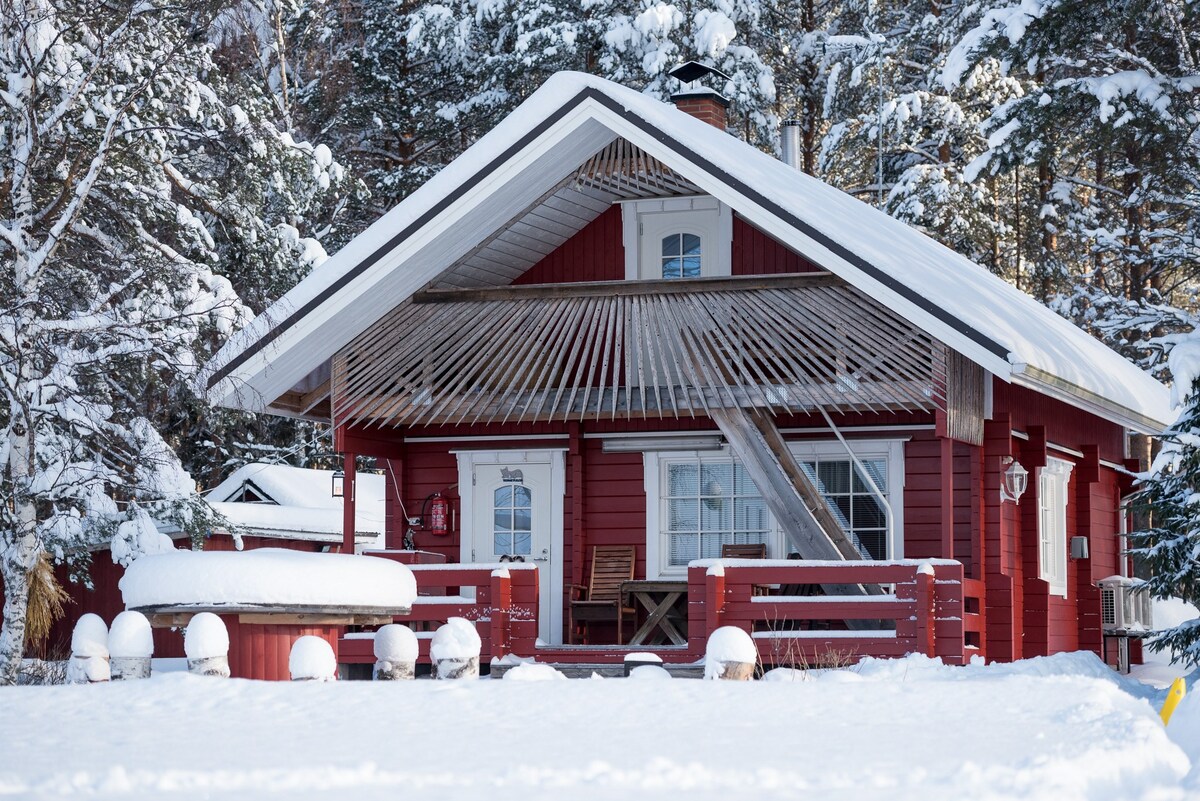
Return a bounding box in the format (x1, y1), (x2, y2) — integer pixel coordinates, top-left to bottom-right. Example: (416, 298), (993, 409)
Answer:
(0, 0), (342, 683)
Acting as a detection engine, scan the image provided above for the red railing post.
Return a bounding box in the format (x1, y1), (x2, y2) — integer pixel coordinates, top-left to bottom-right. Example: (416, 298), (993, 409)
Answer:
(489, 569), (513, 660)
(705, 566), (726, 640)
(507, 566), (538, 656)
(915, 563), (936, 657)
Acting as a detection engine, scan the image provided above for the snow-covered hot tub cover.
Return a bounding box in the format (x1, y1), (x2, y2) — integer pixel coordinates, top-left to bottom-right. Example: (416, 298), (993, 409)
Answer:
(119, 548), (416, 612)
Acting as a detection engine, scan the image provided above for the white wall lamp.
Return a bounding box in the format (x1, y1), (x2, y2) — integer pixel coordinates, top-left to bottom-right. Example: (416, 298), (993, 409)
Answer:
(1000, 457), (1028, 504)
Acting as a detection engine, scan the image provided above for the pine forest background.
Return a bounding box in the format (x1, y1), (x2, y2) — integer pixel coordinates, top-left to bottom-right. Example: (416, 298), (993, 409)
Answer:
(1, 0), (1198, 672)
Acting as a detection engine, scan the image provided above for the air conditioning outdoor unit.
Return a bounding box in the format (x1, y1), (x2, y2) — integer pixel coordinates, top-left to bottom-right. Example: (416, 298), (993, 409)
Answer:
(1098, 576), (1153, 634)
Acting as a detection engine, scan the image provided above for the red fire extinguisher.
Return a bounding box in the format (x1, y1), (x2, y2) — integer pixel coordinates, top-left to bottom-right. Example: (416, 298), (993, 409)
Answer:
(428, 493), (449, 537)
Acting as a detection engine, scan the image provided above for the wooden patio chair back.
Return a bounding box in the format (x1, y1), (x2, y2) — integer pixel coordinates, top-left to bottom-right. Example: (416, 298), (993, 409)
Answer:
(568, 545), (637, 644)
(720, 543), (767, 559)
(585, 545), (636, 603)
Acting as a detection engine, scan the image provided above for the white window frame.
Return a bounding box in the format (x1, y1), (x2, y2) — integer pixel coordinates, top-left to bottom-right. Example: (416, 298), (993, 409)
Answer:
(1037, 456), (1073, 598)
(643, 438), (906, 579)
(621, 196), (732, 280)
(787, 439), (906, 563)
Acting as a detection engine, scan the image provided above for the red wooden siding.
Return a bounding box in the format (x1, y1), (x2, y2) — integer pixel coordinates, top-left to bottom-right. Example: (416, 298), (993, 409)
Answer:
(515, 206), (624, 284)
(512, 207), (824, 287)
(993, 381), (1125, 463)
(732, 217), (822, 275)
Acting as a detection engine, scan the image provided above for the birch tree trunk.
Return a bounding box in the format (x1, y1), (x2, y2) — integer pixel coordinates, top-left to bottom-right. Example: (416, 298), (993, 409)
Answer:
(1, 414), (40, 685)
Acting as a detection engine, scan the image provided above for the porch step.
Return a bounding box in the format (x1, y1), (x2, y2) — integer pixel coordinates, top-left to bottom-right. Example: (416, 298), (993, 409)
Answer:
(490, 662), (706, 679)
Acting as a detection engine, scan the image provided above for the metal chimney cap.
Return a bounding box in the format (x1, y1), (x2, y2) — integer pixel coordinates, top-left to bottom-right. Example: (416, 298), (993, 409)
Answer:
(669, 61), (731, 85)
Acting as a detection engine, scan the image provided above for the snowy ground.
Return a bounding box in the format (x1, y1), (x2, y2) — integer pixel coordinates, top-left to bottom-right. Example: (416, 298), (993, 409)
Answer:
(1, 651), (1196, 801)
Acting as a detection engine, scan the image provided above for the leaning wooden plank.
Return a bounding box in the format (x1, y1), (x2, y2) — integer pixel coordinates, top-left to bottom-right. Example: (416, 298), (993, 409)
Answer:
(708, 406), (887, 628)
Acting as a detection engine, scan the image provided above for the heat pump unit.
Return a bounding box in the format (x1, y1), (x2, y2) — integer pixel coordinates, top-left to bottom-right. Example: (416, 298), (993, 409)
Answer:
(1098, 576), (1153, 634)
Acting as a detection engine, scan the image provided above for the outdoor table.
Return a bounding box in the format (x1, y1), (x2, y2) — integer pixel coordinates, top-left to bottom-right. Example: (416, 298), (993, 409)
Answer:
(621, 580), (688, 646)
(136, 603), (411, 681)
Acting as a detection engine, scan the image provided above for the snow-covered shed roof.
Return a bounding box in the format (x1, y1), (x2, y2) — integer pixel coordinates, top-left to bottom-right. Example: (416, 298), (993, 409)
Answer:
(205, 463), (386, 545)
(200, 72), (1172, 433)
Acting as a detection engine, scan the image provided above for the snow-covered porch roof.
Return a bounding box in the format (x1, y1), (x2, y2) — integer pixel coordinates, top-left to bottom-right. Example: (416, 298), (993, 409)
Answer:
(205, 463), (386, 545)
(199, 72), (1173, 434)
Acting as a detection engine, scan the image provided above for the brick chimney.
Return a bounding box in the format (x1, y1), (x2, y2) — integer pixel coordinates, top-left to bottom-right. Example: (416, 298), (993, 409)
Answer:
(668, 61), (731, 131)
(671, 88), (729, 130)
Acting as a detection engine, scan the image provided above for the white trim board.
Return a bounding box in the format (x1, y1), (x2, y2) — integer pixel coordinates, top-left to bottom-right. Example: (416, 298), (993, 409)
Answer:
(455, 448), (566, 644)
(643, 438), (906, 579)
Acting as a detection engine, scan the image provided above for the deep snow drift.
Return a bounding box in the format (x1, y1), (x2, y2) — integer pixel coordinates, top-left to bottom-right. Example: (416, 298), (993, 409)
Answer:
(0, 652), (1193, 801)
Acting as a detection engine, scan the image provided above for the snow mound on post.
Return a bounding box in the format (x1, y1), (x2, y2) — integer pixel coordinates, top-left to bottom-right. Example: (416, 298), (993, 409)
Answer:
(71, 614), (109, 658)
(705, 626), (756, 662)
(119, 548), (416, 610)
(184, 613), (229, 660)
(373, 625), (418, 662)
(430, 617), (481, 661)
(629, 665), (672, 680)
(108, 611), (153, 658)
(503, 663), (566, 681)
(290, 636), (337, 681)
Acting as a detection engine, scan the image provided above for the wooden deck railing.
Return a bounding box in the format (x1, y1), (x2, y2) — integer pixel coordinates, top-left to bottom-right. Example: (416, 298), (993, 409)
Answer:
(340, 557), (974, 668)
(339, 562), (538, 666)
(687, 559), (970, 666)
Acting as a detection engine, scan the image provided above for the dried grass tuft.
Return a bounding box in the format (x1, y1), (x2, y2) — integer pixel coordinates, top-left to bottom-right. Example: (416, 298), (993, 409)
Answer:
(25, 553), (72, 650)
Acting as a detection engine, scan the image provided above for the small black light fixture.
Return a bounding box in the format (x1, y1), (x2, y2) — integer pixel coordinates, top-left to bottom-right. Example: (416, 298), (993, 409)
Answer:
(331, 469), (345, 498)
(1000, 457), (1028, 504)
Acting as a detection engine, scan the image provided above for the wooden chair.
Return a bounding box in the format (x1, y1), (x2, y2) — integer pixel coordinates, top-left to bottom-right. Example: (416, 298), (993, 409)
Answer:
(569, 545), (636, 644)
(720, 543), (767, 559)
(722, 543), (769, 596)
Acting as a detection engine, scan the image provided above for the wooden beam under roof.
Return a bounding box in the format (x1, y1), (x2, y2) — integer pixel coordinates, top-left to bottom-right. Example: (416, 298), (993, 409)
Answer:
(413, 272), (841, 304)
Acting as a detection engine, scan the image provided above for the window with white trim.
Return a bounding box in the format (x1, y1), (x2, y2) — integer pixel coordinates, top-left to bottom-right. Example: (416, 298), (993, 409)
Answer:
(644, 439), (905, 577)
(622, 196), (732, 280)
(662, 456), (770, 566)
(797, 457), (889, 561)
(661, 232), (702, 279)
(1038, 457), (1073, 597)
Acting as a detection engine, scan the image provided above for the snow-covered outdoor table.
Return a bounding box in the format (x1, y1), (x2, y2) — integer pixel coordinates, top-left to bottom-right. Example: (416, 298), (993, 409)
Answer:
(120, 549), (417, 680)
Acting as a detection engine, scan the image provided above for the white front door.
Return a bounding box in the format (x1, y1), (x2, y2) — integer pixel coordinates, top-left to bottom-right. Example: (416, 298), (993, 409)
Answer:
(459, 451), (564, 645)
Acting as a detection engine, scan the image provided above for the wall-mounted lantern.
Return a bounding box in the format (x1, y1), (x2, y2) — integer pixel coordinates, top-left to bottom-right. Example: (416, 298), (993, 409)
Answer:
(331, 469), (345, 498)
(1000, 457), (1028, 504)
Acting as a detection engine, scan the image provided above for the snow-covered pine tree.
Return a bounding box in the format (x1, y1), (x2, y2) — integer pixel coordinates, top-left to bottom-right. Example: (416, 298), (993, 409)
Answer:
(1130, 338), (1200, 666)
(817, 0), (1023, 275)
(286, 0), (780, 235)
(943, 0), (1200, 307)
(0, 0), (340, 682)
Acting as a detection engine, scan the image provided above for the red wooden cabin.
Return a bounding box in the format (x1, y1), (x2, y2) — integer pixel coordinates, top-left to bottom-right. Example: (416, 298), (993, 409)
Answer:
(200, 72), (1169, 670)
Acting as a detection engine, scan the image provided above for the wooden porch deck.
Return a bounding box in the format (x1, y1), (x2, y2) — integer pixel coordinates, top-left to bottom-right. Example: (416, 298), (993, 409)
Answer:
(337, 557), (984, 670)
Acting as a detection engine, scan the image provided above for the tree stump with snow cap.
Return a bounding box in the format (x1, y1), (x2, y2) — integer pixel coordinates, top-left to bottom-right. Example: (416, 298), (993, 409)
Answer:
(289, 636), (337, 681)
(704, 626), (757, 680)
(184, 613), (230, 678)
(431, 617), (481, 680)
(67, 614), (110, 684)
(109, 611), (154, 680)
(373, 624), (418, 680)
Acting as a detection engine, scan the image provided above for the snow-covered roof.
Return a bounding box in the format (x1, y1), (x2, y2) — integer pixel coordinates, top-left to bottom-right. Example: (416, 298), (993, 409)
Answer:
(205, 463), (386, 545)
(120, 548), (416, 611)
(200, 72), (1172, 433)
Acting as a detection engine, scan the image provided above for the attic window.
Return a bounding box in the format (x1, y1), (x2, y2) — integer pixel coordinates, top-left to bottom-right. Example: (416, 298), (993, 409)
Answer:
(662, 233), (702, 278)
(622, 196), (731, 280)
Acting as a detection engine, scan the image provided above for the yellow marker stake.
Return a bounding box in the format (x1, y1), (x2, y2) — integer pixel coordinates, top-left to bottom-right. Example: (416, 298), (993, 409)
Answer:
(1160, 677), (1186, 726)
